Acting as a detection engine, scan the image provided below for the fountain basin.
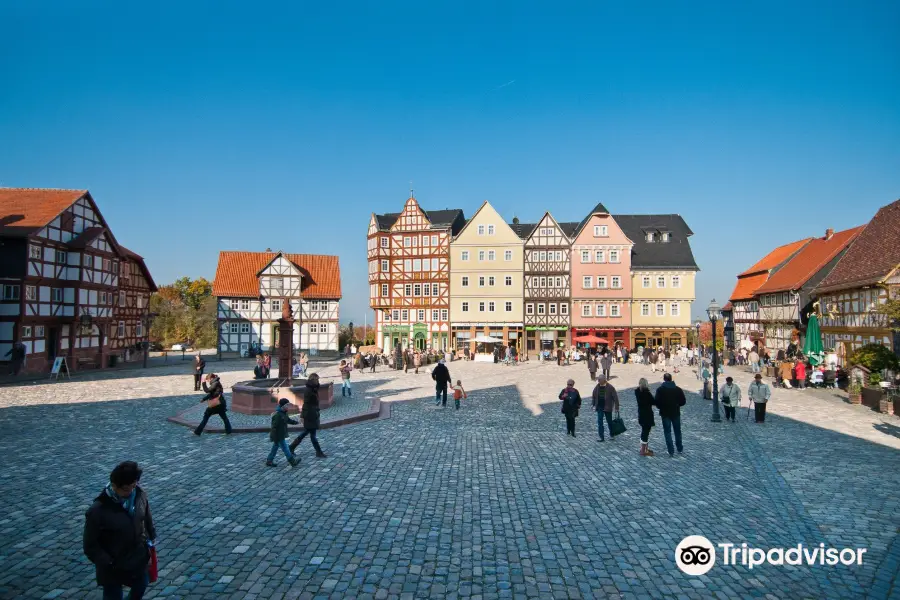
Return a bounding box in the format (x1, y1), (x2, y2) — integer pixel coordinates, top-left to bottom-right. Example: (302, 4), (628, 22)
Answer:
(230, 378), (334, 415)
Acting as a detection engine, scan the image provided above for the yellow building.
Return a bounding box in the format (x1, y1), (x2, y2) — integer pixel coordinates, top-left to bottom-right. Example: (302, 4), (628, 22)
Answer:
(616, 216), (698, 349)
(449, 201), (524, 354)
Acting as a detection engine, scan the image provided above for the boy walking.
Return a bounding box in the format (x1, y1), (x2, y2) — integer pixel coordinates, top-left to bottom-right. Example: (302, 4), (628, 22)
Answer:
(452, 380), (467, 410)
(267, 398), (299, 467)
(339, 360), (352, 397)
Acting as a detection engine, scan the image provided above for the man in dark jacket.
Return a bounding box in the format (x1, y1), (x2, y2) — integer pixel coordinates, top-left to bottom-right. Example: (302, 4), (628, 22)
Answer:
(195, 374), (233, 435)
(193, 354), (206, 391)
(289, 372), (327, 458)
(559, 379), (582, 436)
(432, 359), (452, 407)
(592, 376), (620, 441)
(267, 398), (299, 467)
(5, 341), (26, 375)
(653, 373), (686, 456)
(83, 461), (156, 600)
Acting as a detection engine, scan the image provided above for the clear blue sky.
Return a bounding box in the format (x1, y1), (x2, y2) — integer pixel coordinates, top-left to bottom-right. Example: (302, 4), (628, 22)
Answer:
(2, 1), (898, 324)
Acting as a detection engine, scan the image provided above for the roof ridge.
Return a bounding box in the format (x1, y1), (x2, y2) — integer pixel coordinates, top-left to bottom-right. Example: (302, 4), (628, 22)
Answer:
(0, 187), (87, 192)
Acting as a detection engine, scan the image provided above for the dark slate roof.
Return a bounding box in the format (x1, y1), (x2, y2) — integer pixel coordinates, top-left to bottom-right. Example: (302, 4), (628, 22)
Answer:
(613, 214), (698, 269)
(509, 222), (537, 240)
(374, 208), (466, 234)
(573, 202), (611, 237)
(559, 222), (580, 239)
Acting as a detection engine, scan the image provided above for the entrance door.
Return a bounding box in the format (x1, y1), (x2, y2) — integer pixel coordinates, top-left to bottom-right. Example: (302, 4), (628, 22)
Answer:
(414, 333), (426, 350)
(47, 328), (59, 360)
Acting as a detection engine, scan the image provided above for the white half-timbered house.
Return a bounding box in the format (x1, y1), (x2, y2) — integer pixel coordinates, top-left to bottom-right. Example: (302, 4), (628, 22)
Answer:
(0, 188), (155, 373)
(213, 251), (342, 355)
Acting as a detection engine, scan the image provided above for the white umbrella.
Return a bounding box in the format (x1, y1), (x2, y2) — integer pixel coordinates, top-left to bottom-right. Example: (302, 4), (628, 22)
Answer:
(474, 335), (503, 343)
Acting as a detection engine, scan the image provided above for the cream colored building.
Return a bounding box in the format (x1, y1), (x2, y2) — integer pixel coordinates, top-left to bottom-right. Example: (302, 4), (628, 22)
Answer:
(449, 201), (524, 354)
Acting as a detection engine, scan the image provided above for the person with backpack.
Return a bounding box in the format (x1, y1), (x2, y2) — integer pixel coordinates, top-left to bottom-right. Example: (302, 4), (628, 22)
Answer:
(559, 379), (582, 437)
(592, 375), (620, 442)
(653, 373), (687, 457)
(720, 376), (741, 422)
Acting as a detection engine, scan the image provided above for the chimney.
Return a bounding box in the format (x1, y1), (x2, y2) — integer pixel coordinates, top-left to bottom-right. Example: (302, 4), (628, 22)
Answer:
(825, 229), (834, 240)
(265, 247), (272, 252)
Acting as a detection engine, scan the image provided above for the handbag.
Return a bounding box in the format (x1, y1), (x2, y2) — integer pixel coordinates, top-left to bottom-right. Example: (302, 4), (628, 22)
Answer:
(610, 411), (627, 436)
(148, 545), (158, 583)
(207, 396), (221, 409)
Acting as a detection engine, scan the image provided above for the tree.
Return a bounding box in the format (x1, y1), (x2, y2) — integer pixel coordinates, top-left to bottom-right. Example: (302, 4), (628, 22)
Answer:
(877, 286), (900, 332)
(699, 321), (725, 351)
(173, 276), (213, 311)
(849, 343), (900, 373)
(149, 277), (216, 348)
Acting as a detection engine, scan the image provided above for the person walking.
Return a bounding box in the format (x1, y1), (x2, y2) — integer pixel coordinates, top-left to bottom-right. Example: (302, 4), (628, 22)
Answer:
(635, 378), (656, 456)
(720, 376), (741, 422)
(369, 351), (376, 373)
(559, 378), (582, 437)
(748, 348), (760, 373)
(195, 373), (233, 435)
(432, 359), (451, 407)
(83, 461), (156, 600)
(653, 373), (686, 457)
(656, 350), (667, 374)
(414, 351), (421, 374)
(452, 379), (467, 410)
(794, 359), (807, 389)
(779, 359), (794, 389)
(338, 360), (352, 397)
(262, 353), (271, 378)
(600, 352), (612, 381)
(5, 341), (26, 375)
(192, 354), (206, 391)
(748, 373), (771, 423)
(266, 398), (300, 467)
(586, 353), (598, 381)
(643, 346), (651, 366)
(289, 372), (327, 458)
(591, 375), (620, 442)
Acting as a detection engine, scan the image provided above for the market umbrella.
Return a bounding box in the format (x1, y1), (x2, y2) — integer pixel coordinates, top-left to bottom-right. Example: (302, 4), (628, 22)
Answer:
(803, 314), (824, 366)
(574, 335), (609, 345)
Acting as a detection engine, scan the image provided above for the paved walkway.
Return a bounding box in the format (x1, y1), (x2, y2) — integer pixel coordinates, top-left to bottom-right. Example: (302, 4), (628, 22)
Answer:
(0, 358), (897, 599)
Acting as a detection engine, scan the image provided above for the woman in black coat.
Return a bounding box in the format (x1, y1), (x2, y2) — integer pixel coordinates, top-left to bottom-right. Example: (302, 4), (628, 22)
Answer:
(194, 373), (233, 435)
(635, 378), (656, 456)
(83, 461), (155, 599)
(559, 378), (582, 437)
(289, 372), (327, 457)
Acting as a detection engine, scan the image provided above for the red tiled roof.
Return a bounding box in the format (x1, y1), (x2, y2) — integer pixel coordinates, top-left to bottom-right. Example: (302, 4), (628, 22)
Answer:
(755, 226), (864, 294)
(739, 238), (812, 276)
(0, 188), (87, 236)
(212, 251), (341, 299)
(729, 272), (770, 301)
(816, 199), (900, 293)
(722, 301), (733, 311)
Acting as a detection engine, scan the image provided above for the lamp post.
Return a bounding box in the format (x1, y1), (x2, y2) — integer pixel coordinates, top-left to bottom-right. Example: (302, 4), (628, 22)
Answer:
(693, 319), (702, 353)
(141, 313), (156, 369)
(707, 299), (722, 423)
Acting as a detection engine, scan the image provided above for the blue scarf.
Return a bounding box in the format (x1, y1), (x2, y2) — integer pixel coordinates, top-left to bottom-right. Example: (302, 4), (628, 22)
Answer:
(105, 482), (137, 516)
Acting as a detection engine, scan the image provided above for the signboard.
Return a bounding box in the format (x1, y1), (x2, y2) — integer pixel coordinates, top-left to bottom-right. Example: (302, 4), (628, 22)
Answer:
(50, 356), (69, 380)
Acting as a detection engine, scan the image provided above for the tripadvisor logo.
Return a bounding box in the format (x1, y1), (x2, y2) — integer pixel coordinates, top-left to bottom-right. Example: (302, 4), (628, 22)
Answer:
(675, 536), (867, 575)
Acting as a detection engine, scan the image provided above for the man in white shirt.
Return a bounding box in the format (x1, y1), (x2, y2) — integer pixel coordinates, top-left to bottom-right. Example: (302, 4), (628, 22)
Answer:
(748, 373), (772, 423)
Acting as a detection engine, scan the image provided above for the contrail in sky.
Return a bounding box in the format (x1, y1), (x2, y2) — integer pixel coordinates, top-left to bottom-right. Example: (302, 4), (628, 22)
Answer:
(494, 80), (516, 90)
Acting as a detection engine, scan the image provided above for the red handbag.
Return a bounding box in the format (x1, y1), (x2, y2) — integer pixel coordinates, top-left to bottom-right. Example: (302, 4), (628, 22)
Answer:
(148, 546), (158, 583)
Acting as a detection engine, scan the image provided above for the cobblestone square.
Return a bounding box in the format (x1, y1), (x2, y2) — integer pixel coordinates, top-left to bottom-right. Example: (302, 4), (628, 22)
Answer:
(0, 358), (898, 599)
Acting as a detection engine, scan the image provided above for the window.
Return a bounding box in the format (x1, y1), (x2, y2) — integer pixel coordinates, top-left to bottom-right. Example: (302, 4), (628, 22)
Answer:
(462, 276), (469, 287)
(661, 232), (669, 242)
(136, 322), (143, 337)
(103, 258), (111, 272)
(413, 259), (421, 272)
(487, 225), (495, 235)
(596, 303), (606, 317)
(401, 309), (409, 320)
(549, 303), (557, 315)
(25, 285), (36, 301)
(594, 225), (608, 237)
(413, 284), (421, 296)
(83, 253), (92, 266)
(230, 299), (239, 310)
(418, 309), (425, 321)
(392, 309), (400, 320)
(560, 303), (568, 315)
(583, 276), (592, 289)
(239, 299), (250, 310)
(22, 325), (32, 337)
(597, 276), (607, 289)
(610, 304), (620, 317)
(537, 304), (545, 314)
(479, 302), (485, 312)
(100, 291), (107, 305)
(477, 225), (485, 235)
(526, 303), (534, 315)
(595, 250), (605, 263)
(504, 250), (513, 261)
(581, 250), (590, 263)
(646, 232), (655, 242)
(53, 288), (63, 303)
(310, 323), (318, 334)
(641, 303), (650, 316)
(404, 284), (412, 296)
(488, 301), (495, 312)
(29, 245), (41, 259)
(35, 325), (45, 337)
(656, 303), (665, 316)
(432, 309), (440, 321)
(461, 251), (469, 261)
(55, 250), (67, 264)
(593, 225), (600, 236)
(538, 251), (546, 262)
(582, 304), (592, 317)
(404, 237), (412, 247)
(114, 321), (124, 338)
(422, 235), (430, 247)
(2, 285), (19, 300)
(611, 276), (620, 289)
(381, 259), (389, 271)
(610, 250), (620, 263)
(432, 235), (438, 246)
(555, 277), (562, 288)
(670, 303), (680, 317)
(657, 276), (666, 288)
(112, 261), (119, 273)
(488, 250), (496, 261)
(462, 302), (469, 312)
(505, 276), (512, 286)
(380, 237), (388, 248)
(672, 276), (680, 288)
(505, 301), (512, 312)
(488, 276), (495, 286)
(381, 284), (388, 296)
(783, 292), (790, 305)
(240, 323), (250, 334)
(479, 276), (485, 287)
(478, 251), (485, 261)
(441, 309), (448, 320)
(271, 299), (281, 312)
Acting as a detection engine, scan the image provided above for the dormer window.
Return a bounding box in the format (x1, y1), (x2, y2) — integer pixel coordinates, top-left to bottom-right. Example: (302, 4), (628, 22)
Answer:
(646, 232), (655, 242)
(661, 232), (669, 242)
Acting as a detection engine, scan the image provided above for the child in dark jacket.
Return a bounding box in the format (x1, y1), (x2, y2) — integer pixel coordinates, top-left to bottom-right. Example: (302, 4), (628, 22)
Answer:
(267, 398), (299, 467)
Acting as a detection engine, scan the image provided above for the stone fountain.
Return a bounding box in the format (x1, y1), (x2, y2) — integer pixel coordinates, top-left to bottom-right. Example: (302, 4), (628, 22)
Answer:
(230, 300), (333, 415)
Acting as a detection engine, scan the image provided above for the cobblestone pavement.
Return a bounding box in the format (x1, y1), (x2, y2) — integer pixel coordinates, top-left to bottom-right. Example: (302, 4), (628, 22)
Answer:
(0, 358), (898, 599)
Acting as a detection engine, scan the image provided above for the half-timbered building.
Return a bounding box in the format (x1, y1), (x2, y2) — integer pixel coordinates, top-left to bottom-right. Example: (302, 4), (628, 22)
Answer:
(213, 251), (341, 355)
(0, 188), (155, 373)
(515, 213), (576, 358)
(109, 248), (157, 360)
(368, 196), (465, 352)
(754, 227), (863, 353)
(815, 199), (900, 364)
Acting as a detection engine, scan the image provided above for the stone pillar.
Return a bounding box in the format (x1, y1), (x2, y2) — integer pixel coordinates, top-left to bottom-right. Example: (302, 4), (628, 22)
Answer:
(277, 301), (295, 379)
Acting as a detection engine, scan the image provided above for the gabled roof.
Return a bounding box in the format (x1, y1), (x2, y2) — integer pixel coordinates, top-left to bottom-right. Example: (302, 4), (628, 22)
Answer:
(815, 199), (900, 293)
(729, 272), (769, 302)
(755, 227), (864, 295)
(119, 246), (158, 292)
(373, 205), (466, 234)
(559, 222), (581, 238)
(66, 226), (112, 250)
(0, 188), (87, 236)
(573, 202), (611, 238)
(212, 251), (341, 299)
(509, 222), (537, 240)
(613, 214), (698, 269)
(739, 238), (812, 276)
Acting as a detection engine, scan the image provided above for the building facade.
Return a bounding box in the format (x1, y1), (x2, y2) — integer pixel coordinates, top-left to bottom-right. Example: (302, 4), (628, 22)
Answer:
(213, 251), (341, 355)
(618, 215), (697, 349)
(570, 203), (634, 348)
(449, 201), (524, 352)
(368, 197), (465, 352)
(519, 213), (576, 358)
(0, 188), (155, 373)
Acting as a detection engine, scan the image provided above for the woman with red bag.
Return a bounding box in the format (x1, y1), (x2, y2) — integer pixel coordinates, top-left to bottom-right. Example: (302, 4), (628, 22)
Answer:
(194, 373), (233, 435)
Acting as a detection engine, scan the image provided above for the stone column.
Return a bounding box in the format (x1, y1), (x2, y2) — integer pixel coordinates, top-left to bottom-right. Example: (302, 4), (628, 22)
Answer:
(277, 301), (295, 379)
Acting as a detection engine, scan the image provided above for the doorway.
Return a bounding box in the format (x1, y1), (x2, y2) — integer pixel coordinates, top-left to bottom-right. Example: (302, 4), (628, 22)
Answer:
(47, 327), (59, 360)
(414, 332), (426, 351)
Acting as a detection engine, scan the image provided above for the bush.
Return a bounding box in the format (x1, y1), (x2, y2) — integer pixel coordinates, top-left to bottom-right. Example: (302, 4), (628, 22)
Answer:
(848, 343), (900, 373)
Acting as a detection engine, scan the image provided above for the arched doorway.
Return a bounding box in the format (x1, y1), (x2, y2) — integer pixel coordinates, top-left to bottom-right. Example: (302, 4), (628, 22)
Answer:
(634, 333), (647, 348)
(413, 331), (426, 351)
(668, 333), (682, 348)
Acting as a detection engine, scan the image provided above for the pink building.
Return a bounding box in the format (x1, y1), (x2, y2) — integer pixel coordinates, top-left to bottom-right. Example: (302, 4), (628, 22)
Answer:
(570, 203), (634, 348)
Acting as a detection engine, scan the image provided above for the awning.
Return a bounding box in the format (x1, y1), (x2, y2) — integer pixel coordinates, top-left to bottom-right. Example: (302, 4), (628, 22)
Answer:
(474, 335), (503, 343)
(574, 335), (609, 344)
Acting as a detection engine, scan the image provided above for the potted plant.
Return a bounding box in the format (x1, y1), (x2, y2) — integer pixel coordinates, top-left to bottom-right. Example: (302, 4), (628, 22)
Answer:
(862, 373), (883, 409)
(880, 388), (894, 416)
(848, 376), (863, 405)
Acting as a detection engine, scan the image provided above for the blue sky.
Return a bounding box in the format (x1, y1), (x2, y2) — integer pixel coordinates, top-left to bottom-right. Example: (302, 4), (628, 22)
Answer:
(2, 1), (898, 324)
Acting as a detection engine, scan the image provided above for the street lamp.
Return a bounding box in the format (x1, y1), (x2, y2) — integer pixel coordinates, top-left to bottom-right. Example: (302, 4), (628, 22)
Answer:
(694, 319), (702, 351)
(707, 299), (722, 423)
